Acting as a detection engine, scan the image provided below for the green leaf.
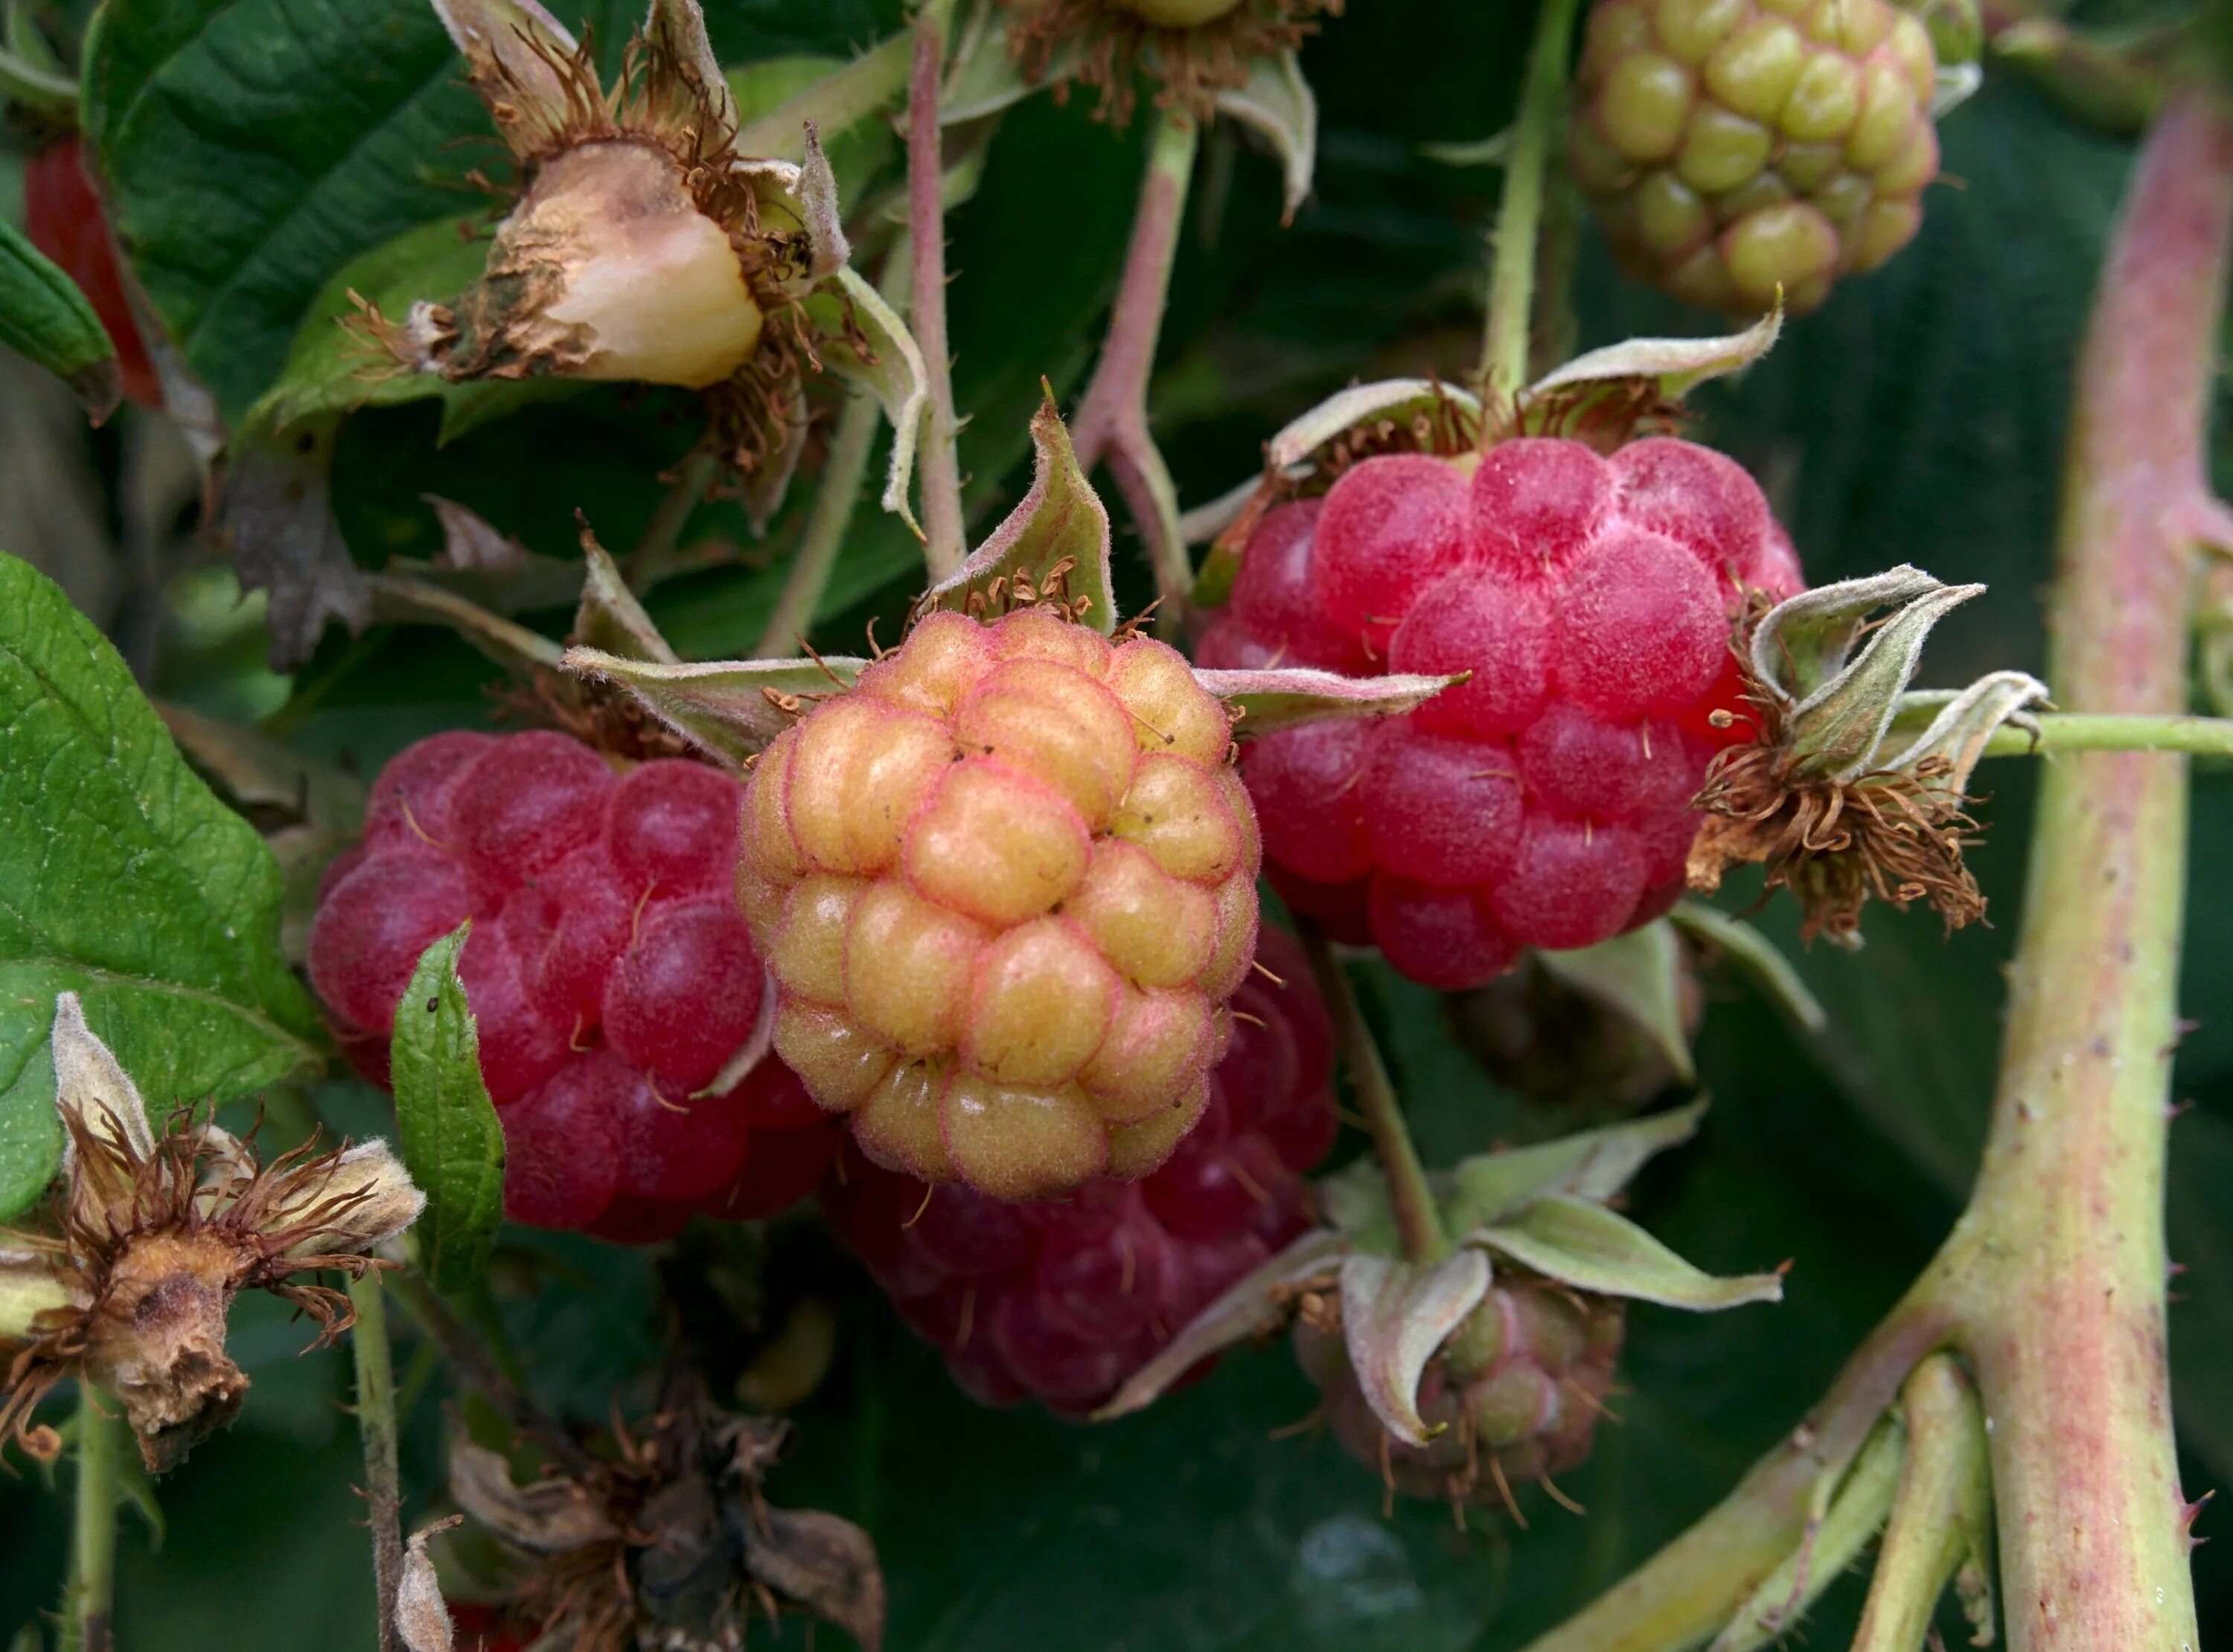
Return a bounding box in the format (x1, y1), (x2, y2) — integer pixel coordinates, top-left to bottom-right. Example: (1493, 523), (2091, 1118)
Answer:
(0, 554), (323, 1220)
(1470, 1194), (1786, 1311)
(1438, 1101), (1708, 1234)
(0, 217), (121, 422)
(388, 923), (503, 1293)
(923, 395), (1116, 632)
(1536, 920), (1696, 1086)
(80, 0), (493, 423)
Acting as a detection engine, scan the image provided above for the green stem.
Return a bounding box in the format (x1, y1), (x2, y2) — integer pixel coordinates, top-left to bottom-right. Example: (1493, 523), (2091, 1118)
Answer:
(1522, 83), (2232, 1652)
(0, 47), (75, 124)
(906, 6), (967, 580)
(63, 1388), (122, 1652)
(1297, 929), (1448, 1264)
(1480, 0), (1584, 402)
(755, 381), (883, 656)
(1981, 710), (2233, 759)
(349, 1273), (404, 1652)
(628, 453), (716, 595)
(1071, 107), (1200, 630)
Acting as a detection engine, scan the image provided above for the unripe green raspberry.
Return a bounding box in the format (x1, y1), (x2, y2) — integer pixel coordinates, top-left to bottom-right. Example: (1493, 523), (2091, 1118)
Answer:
(1294, 1279), (1626, 1507)
(738, 607), (1259, 1203)
(1573, 0), (1941, 314)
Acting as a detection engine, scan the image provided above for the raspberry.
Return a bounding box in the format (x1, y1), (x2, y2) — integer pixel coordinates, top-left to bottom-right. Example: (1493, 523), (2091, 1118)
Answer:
(822, 928), (1337, 1412)
(1295, 1278), (1625, 1508)
(22, 137), (162, 407)
(1226, 438), (1804, 990)
(308, 733), (839, 1240)
(1569, 0), (1941, 314)
(741, 606), (1261, 1202)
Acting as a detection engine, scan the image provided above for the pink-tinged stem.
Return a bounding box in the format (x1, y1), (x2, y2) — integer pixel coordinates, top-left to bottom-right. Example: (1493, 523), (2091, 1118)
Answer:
(1952, 86), (2232, 1652)
(1071, 108), (1199, 627)
(907, 10), (965, 580)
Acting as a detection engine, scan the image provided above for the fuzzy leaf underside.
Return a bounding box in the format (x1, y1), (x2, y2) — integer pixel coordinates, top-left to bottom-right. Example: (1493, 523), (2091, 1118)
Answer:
(389, 925), (504, 1293)
(0, 217), (121, 422)
(921, 397), (1116, 633)
(1093, 1228), (1345, 1421)
(1192, 667), (1460, 734)
(1523, 304), (1783, 406)
(574, 534), (680, 665)
(1213, 51), (1317, 223)
(1264, 378), (1481, 473)
(1338, 1249), (1492, 1448)
(1469, 1194), (1786, 1311)
(806, 267), (930, 535)
(0, 555), (322, 1220)
(560, 647), (868, 766)
(1435, 1101), (1709, 1235)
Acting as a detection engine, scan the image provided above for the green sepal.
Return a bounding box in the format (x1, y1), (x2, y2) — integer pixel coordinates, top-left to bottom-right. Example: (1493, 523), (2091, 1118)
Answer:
(1536, 920), (1696, 1086)
(0, 217), (121, 423)
(1468, 1195), (1786, 1311)
(389, 924), (505, 1294)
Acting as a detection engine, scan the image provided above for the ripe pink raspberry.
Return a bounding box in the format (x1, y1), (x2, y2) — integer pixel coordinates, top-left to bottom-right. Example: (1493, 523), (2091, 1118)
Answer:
(739, 606), (1261, 1202)
(1203, 438), (1804, 990)
(308, 730), (839, 1241)
(822, 928), (1338, 1412)
(1294, 1277), (1625, 1508)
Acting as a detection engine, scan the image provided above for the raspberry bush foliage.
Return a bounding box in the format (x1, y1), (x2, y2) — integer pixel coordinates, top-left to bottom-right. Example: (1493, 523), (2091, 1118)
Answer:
(4, 0), (2233, 1649)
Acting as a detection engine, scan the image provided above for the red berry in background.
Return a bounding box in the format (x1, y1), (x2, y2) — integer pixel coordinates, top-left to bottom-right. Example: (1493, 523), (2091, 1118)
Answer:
(1201, 437), (1805, 991)
(22, 136), (162, 408)
(307, 731), (838, 1241)
(822, 926), (1338, 1415)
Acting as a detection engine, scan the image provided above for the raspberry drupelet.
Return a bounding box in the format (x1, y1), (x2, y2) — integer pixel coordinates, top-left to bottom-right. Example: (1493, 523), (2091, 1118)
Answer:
(1200, 436), (1803, 990)
(308, 730), (837, 1243)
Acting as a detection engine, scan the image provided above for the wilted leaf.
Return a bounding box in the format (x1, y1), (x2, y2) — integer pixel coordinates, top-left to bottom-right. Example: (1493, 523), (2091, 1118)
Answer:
(1470, 1194), (1786, 1311)
(221, 417), (373, 672)
(389, 925), (503, 1293)
(744, 1505), (889, 1652)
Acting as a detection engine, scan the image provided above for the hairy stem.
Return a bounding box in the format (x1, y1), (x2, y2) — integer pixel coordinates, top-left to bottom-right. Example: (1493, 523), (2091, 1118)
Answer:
(1981, 711), (2233, 759)
(62, 1387), (122, 1652)
(1480, 0), (1584, 401)
(1299, 931), (1448, 1264)
(1946, 86), (2231, 1652)
(349, 1273), (404, 1652)
(1071, 108), (1200, 628)
(755, 382), (884, 655)
(1518, 80), (2233, 1652)
(907, 6), (966, 580)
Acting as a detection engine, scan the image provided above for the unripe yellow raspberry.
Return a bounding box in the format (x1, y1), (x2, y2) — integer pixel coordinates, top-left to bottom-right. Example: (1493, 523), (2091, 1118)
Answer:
(1571, 0), (1941, 314)
(738, 607), (1259, 1202)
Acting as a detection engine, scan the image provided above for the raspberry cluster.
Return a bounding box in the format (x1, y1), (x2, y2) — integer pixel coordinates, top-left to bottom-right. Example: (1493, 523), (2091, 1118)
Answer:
(1294, 1279), (1625, 1506)
(1568, 0), (1941, 314)
(821, 928), (1338, 1414)
(740, 607), (1262, 1202)
(309, 730), (837, 1243)
(1200, 438), (1801, 990)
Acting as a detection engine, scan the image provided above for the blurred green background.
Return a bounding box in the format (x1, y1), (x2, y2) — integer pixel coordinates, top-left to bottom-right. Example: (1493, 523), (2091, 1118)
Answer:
(3, 0), (2231, 1646)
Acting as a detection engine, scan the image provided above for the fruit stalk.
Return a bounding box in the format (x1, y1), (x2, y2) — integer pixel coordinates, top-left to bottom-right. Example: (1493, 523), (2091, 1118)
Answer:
(349, 1272), (406, 1652)
(1482, 0), (1585, 401)
(1300, 929), (1448, 1263)
(1980, 710), (2233, 758)
(1947, 83), (2232, 1651)
(755, 352), (887, 655)
(908, 3), (968, 578)
(63, 1388), (123, 1652)
(1070, 107), (1201, 625)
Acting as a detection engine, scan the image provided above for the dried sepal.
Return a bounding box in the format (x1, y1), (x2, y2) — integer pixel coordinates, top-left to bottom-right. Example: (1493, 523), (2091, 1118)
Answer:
(1690, 569), (2051, 945)
(0, 994), (423, 1470)
(451, 1385), (885, 1651)
(1002, 0), (1339, 125)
